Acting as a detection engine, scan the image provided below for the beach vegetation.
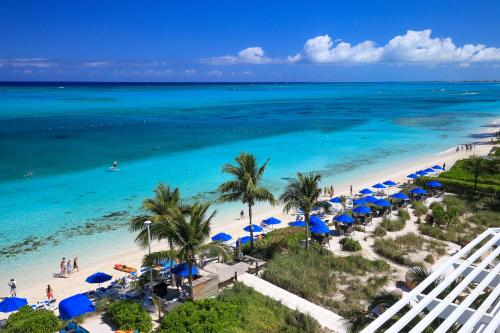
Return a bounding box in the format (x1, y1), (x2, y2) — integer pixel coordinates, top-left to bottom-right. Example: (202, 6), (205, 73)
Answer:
(242, 226), (307, 260)
(157, 282), (321, 333)
(340, 237), (362, 251)
(373, 233), (446, 267)
(106, 300), (153, 333)
(397, 208), (411, 221)
(379, 216), (406, 232)
(218, 153), (276, 251)
(372, 226), (387, 237)
(280, 172), (322, 250)
(2, 306), (62, 333)
(263, 247), (389, 316)
(411, 201), (428, 217)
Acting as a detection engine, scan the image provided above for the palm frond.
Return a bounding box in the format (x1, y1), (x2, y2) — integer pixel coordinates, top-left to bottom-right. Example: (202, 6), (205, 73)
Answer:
(142, 250), (178, 267)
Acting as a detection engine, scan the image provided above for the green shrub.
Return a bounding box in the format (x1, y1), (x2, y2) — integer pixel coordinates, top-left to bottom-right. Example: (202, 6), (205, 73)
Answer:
(340, 237), (362, 251)
(3, 306), (62, 333)
(243, 227), (308, 260)
(424, 254), (435, 264)
(398, 209), (411, 221)
(412, 201), (428, 217)
(106, 300), (153, 333)
(380, 217), (406, 232)
(158, 282), (321, 333)
(373, 226), (387, 237)
(158, 298), (239, 333)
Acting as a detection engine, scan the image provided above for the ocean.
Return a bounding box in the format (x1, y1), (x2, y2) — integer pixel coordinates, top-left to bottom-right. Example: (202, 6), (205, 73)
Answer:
(1, 82), (499, 285)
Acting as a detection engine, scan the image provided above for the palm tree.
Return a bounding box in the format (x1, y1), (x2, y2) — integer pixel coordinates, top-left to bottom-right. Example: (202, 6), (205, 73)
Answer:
(143, 203), (230, 298)
(280, 172), (321, 250)
(463, 155), (492, 195)
(130, 183), (185, 271)
(218, 153), (276, 251)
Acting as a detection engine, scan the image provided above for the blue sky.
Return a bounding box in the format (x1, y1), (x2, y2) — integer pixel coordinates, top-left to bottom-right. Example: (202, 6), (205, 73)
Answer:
(1, 0), (500, 81)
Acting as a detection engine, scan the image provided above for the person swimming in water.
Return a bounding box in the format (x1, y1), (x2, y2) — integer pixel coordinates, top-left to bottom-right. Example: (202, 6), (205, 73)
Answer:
(23, 171), (33, 178)
(112, 161), (118, 170)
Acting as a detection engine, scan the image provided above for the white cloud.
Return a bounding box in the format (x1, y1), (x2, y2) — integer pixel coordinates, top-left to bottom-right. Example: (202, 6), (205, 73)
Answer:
(206, 29), (500, 66)
(297, 29), (500, 65)
(112, 69), (173, 77)
(3, 58), (57, 68)
(82, 61), (112, 68)
(204, 47), (275, 64)
(208, 70), (223, 76)
(184, 69), (196, 75)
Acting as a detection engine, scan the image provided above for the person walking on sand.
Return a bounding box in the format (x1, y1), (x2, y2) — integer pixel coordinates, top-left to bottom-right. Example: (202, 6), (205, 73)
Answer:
(330, 185), (334, 197)
(350, 185), (353, 197)
(240, 210), (244, 220)
(443, 162), (446, 171)
(60, 257), (66, 277)
(46, 284), (54, 301)
(66, 258), (72, 276)
(73, 257), (79, 272)
(8, 278), (16, 297)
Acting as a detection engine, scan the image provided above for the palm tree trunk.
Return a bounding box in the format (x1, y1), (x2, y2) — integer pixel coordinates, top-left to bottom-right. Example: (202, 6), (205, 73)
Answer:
(248, 203), (254, 251)
(168, 239), (176, 288)
(188, 261), (194, 300)
(474, 173), (479, 195)
(304, 212), (310, 250)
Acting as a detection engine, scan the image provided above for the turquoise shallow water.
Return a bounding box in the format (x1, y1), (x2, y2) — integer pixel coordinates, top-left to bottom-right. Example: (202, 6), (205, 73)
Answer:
(0, 82), (499, 283)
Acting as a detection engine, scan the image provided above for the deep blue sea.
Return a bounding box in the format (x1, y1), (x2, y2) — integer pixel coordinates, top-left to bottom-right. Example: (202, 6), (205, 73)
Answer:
(1, 82), (499, 284)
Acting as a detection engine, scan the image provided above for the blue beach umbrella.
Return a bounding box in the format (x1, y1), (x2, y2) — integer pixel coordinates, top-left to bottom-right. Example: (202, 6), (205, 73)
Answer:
(372, 183), (387, 189)
(424, 168), (436, 173)
(416, 170), (428, 176)
(334, 214), (355, 224)
(243, 224), (263, 233)
(364, 195), (379, 204)
(391, 192), (410, 200)
(309, 215), (324, 225)
(426, 180), (443, 188)
(410, 188), (427, 195)
(239, 236), (252, 245)
(352, 205), (372, 214)
(263, 217), (281, 225)
(375, 199), (392, 207)
(0, 297), (28, 313)
(383, 180), (397, 187)
(432, 165), (444, 170)
(407, 173), (419, 179)
(59, 294), (95, 320)
(171, 262), (199, 277)
(310, 222), (330, 234)
(288, 221), (306, 227)
(329, 197), (342, 203)
(85, 272), (112, 285)
(353, 198), (368, 206)
(359, 188), (373, 195)
(211, 232), (232, 242)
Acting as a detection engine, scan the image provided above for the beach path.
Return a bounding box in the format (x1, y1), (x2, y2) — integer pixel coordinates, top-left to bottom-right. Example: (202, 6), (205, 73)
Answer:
(239, 273), (346, 333)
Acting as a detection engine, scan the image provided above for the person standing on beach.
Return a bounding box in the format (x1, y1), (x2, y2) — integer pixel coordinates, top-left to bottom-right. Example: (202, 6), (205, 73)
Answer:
(8, 278), (16, 297)
(66, 258), (72, 276)
(73, 257), (79, 272)
(330, 185), (334, 198)
(240, 210), (244, 220)
(60, 258), (66, 277)
(443, 162), (446, 171)
(46, 284), (54, 301)
(350, 185), (353, 197)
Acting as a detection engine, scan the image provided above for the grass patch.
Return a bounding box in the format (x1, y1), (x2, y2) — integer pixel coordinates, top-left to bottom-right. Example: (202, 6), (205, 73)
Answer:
(158, 282), (321, 333)
(379, 216), (406, 232)
(411, 201), (428, 217)
(263, 248), (389, 316)
(373, 233), (447, 267)
(340, 237), (362, 251)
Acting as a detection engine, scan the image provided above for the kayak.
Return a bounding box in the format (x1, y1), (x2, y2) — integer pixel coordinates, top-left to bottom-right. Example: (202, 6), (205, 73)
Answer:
(114, 264), (137, 273)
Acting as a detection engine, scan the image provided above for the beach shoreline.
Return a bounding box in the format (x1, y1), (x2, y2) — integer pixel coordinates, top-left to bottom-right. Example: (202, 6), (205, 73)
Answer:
(1, 118), (498, 311)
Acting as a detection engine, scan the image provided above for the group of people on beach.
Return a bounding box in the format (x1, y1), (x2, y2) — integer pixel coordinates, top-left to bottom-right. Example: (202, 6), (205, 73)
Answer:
(456, 143), (476, 152)
(323, 185), (335, 198)
(59, 257), (79, 277)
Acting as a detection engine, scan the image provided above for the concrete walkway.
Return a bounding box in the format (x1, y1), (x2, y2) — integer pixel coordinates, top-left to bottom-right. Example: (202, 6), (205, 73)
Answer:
(238, 273), (346, 333)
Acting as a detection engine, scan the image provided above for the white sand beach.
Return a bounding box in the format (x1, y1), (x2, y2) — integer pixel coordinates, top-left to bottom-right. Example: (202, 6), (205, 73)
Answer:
(1, 120), (498, 317)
